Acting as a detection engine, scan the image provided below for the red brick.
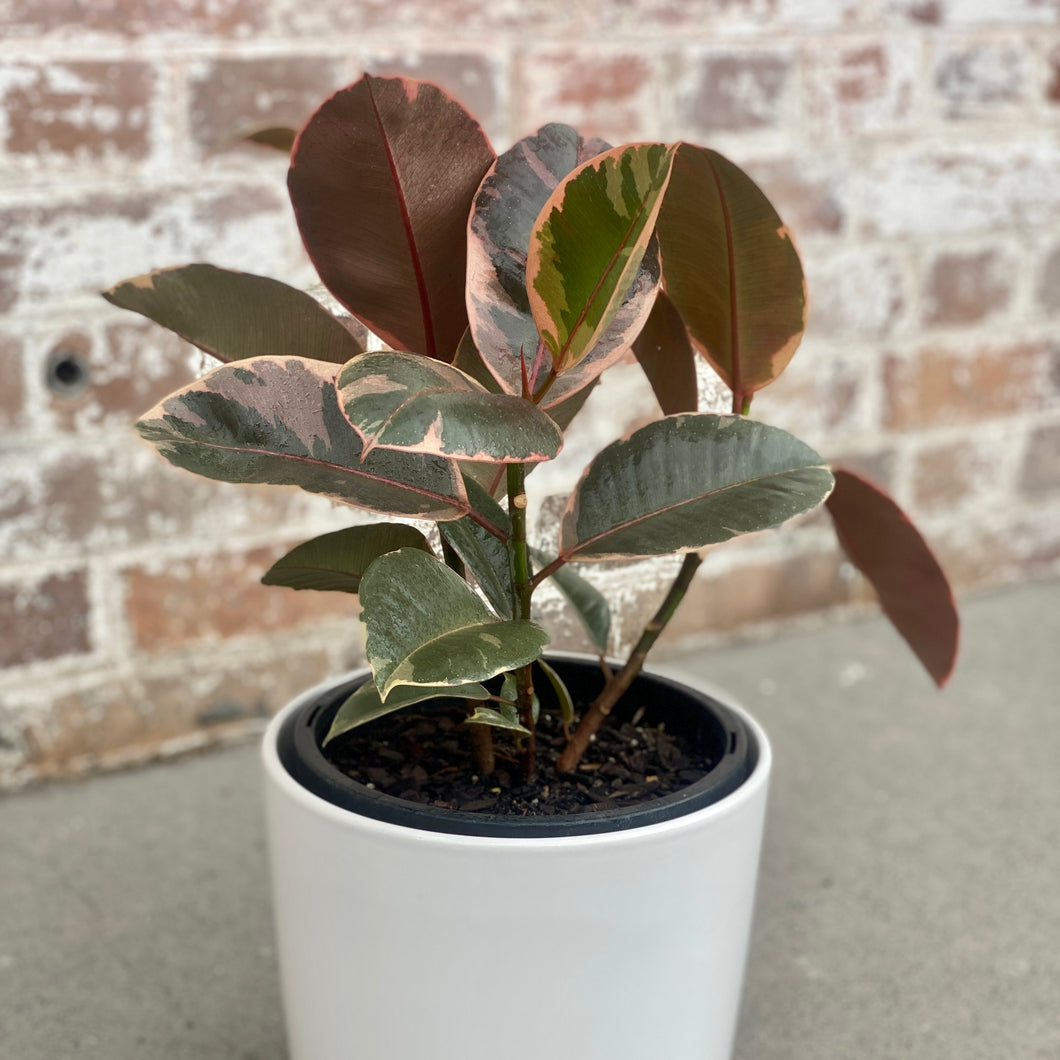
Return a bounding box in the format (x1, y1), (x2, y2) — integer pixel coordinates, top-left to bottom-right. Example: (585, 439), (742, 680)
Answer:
(806, 39), (921, 136)
(123, 546), (358, 652)
(933, 40), (1028, 119)
(1019, 421), (1060, 495)
(883, 342), (1056, 429)
(367, 53), (501, 139)
(0, 570), (91, 669)
(515, 49), (656, 141)
(0, 0), (263, 37)
(663, 550), (863, 643)
(0, 332), (23, 431)
(678, 49), (796, 134)
(1039, 244), (1060, 315)
(0, 61), (154, 162)
(912, 437), (992, 512)
(188, 55), (346, 153)
(753, 355), (872, 441)
(829, 450), (900, 495)
(16, 646), (335, 779)
(884, 0), (1058, 25)
(922, 248), (1013, 326)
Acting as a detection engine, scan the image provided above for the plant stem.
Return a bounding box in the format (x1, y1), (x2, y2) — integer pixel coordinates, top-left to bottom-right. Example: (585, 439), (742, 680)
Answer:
(441, 532), (495, 775)
(506, 462), (537, 780)
(557, 552), (703, 773)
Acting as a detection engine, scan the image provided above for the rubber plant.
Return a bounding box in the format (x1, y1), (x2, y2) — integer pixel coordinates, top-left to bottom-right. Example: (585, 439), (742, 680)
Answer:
(105, 75), (958, 784)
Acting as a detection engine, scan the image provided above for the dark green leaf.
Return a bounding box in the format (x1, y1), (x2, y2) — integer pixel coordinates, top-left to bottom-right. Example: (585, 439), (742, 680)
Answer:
(535, 657), (575, 729)
(559, 413), (833, 560)
(465, 705), (530, 735)
(631, 289), (699, 415)
(359, 549), (549, 698)
(288, 75), (494, 361)
(325, 679), (489, 745)
(440, 479), (515, 618)
(261, 523), (431, 593)
(532, 548), (610, 653)
(103, 265), (363, 365)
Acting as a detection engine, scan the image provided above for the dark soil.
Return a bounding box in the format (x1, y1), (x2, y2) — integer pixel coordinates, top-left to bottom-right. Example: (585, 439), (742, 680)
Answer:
(324, 703), (716, 817)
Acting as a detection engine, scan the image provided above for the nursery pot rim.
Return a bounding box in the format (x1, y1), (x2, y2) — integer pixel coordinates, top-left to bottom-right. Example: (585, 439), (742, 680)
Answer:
(262, 653), (771, 848)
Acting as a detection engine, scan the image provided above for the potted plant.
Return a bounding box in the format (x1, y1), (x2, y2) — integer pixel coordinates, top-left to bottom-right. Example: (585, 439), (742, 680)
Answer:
(105, 75), (958, 1060)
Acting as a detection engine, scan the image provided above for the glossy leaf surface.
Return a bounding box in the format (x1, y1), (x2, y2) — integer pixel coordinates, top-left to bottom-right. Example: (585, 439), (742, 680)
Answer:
(288, 75), (494, 361)
(535, 657), (575, 729)
(465, 705), (530, 735)
(103, 265), (363, 365)
(136, 356), (471, 521)
(657, 145), (806, 404)
(359, 549), (549, 697)
(337, 352), (562, 463)
(440, 478), (514, 618)
(559, 414), (833, 561)
(826, 469), (959, 687)
(325, 679), (489, 745)
(261, 523), (431, 594)
(528, 142), (675, 376)
(631, 289), (699, 415)
(532, 548), (611, 653)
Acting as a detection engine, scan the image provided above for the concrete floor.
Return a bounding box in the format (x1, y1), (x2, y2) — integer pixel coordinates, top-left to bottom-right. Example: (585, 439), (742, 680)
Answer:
(3, 578), (1058, 1059)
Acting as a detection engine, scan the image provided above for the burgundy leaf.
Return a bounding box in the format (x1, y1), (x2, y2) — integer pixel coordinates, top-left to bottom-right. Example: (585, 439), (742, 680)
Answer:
(631, 289), (699, 415)
(826, 469), (959, 687)
(288, 75), (495, 361)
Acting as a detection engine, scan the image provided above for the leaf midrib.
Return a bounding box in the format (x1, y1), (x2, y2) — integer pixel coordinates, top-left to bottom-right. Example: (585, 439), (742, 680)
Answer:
(562, 463), (828, 559)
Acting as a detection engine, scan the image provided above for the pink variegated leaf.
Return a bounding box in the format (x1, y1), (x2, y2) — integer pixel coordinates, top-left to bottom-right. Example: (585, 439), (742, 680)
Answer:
(337, 351), (561, 463)
(135, 356), (479, 523)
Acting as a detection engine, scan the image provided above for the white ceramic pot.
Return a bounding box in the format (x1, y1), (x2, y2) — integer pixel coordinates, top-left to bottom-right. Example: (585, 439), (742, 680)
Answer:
(261, 657), (771, 1060)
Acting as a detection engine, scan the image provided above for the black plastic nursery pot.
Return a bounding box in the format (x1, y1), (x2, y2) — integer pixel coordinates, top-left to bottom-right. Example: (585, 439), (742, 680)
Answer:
(276, 654), (758, 838)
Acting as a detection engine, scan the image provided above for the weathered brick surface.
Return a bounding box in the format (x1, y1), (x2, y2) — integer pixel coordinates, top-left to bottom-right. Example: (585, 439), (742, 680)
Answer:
(933, 38), (1029, 118)
(515, 48), (657, 141)
(1020, 421), (1060, 495)
(677, 48), (797, 134)
(883, 342), (1056, 429)
(1, 1), (1058, 786)
(0, 0), (264, 37)
(123, 547), (358, 652)
(922, 248), (1014, 326)
(0, 571), (91, 669)
(805, 38), (921, 137)
(188, 55), (347, 153)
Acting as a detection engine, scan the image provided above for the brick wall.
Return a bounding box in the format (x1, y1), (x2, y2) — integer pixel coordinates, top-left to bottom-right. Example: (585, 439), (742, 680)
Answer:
(2, 0), (1058, 786)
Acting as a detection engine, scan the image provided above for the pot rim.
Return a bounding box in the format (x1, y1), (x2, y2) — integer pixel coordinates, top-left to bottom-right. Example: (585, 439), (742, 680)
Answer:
(262, 653), (772, 849)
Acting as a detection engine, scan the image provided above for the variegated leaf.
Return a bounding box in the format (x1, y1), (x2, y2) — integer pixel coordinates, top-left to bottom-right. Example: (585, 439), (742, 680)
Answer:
(324, 679), (490, 745)
(289, 75), (495, 361)
(136, 356), (475, 522)
(465, 705), (530, 735)
(359, 549), (549, 698)
(559, 413), (834, 561)
(337, 351), (561, 463)
(103, 265), (363, 365)
(261, 523), (431, 594)
(440, 478), (515, 618)
(527, 142), (676, 380)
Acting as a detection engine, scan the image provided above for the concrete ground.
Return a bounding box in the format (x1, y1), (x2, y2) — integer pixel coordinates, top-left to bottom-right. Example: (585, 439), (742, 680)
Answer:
(3, 578), (1058, 1059)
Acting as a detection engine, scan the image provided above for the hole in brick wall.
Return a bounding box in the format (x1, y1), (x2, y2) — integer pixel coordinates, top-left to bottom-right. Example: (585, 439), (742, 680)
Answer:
(46, 351), (91, 397)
